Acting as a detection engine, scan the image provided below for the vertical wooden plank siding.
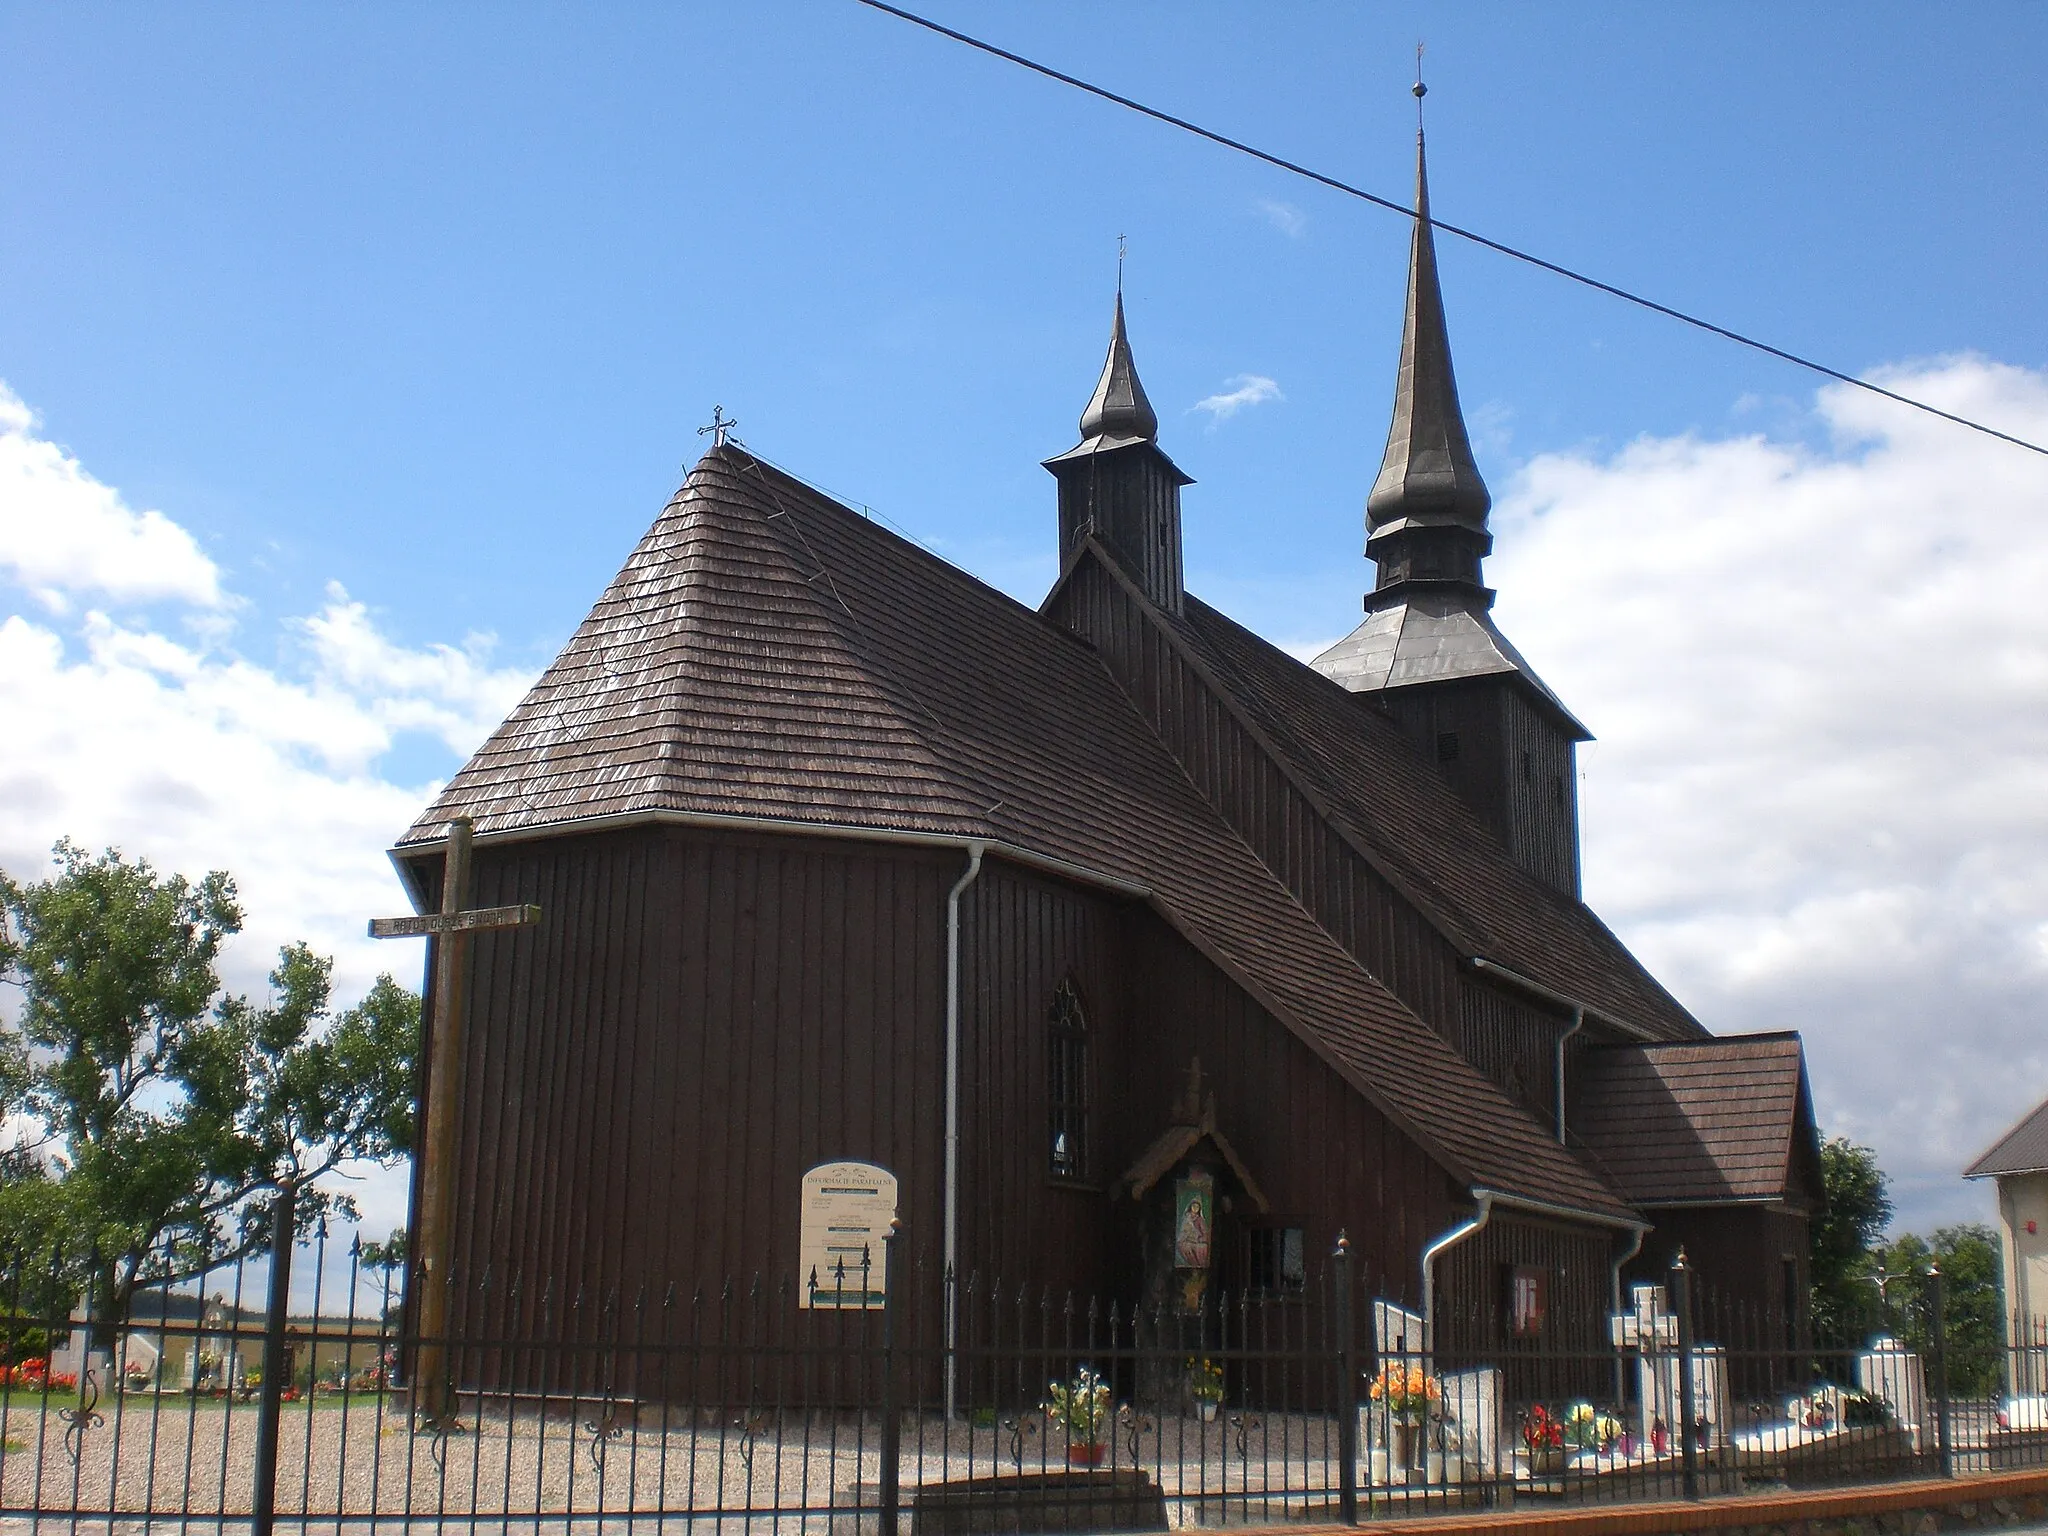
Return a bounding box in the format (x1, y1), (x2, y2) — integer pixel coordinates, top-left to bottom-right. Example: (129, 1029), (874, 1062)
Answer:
(1052, 559), (1470, 1050)
(404, 820), (1463, 1393)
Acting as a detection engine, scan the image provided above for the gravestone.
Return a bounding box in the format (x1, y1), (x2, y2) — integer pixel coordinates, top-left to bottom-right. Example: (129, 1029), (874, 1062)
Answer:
(1639, 1345), (1730, 1452)
(47, 1295), (112, 1392)
(1857, 1337), (1928, 1450)
(1361, 1301), (1427, 1483)
(1438, 1366), (1503, 1479)
(116, 1331), (160, 1390)
(1613, 1284), (1726, 1451)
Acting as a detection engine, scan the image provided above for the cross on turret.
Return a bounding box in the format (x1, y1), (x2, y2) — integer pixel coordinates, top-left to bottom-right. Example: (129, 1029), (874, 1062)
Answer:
(698, 406), (739, 449)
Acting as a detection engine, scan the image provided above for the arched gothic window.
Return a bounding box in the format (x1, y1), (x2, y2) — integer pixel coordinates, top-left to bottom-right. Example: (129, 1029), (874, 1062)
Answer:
(1047, 978), (1090, 1180)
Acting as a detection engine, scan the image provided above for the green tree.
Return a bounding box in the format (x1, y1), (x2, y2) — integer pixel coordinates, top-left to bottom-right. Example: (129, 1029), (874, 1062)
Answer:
(1810, 1136), (1894, 1344)
(0, 840), (419, 1322)
(1869, 1225), (2007, 1398)
(358, 1227), (407, 1323)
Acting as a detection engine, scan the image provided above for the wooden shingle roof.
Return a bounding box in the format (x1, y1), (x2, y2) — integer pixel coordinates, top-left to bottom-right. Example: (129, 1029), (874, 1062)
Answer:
(1569, 1034), (1819, 1207)
(1170, 599), (1703, 1041)
(399, 446), (1632, 1223)
(1966, 1096), (2048, 1179)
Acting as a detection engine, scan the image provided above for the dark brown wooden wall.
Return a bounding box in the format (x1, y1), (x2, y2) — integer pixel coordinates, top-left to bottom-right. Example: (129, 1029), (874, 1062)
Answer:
(1625, 1207), (1812, 1346)
(1436, 1215), (1620, 1400)
(1375, 680), (1579, 900)
(406, 821), (1471, 1362)
(1048, 558), (1627, 1118)
(955, 859), (1125, 1295)
(407, 824), (953, 1346)
(1050, 556), (1465, 1031)
(1113, 914), (1460, 1307)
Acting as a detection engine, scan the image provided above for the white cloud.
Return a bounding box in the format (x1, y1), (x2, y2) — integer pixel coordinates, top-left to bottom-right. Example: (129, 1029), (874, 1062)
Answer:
(1191, 373), (1284, 425)
(0, 379), (541, 1239)
(1487, 355), (2048, 1234)
(0, 382), (223, 607)
(1254, 198), (1307, 240)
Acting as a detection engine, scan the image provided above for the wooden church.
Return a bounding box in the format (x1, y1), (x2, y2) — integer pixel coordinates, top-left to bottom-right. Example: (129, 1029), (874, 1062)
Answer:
(389, 131), (1823, 1362)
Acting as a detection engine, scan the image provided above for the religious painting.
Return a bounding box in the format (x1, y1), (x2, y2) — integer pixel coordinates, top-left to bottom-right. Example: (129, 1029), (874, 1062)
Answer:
(1173, 1176), (1214, 1271)
(1507, 1264), (1548, 1338)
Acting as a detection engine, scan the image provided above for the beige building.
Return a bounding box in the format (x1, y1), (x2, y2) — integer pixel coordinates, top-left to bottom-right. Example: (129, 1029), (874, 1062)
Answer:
(1967, 1096), (2048, 1392)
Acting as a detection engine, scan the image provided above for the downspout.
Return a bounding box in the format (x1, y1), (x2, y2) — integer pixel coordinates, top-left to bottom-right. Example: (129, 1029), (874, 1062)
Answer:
(1421, 1191), (1495, 1356)
(942, 841), (986, 1421)
(1556, 1006), (1585, 1146)
(1609, 1222), (1649, 1406)
(1610, 1222), (1649, 1317)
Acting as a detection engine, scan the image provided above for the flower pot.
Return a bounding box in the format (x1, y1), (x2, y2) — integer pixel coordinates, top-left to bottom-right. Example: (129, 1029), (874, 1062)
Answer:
(1369, 1448), (1392, 1486)
(1066, 1442), (1106, 1468)
(1197, 1400), (1218, 1423)
(1527, 1445), (1566, 1477)
(1393, 1422), (1420, 1470)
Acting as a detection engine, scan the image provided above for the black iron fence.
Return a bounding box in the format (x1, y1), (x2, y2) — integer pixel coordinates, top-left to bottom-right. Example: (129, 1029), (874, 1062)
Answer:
(1, 1217), (2044, 1531)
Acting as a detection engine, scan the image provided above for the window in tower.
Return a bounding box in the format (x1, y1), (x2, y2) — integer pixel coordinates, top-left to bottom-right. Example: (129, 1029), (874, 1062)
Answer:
(1436, 731), (1460, 764)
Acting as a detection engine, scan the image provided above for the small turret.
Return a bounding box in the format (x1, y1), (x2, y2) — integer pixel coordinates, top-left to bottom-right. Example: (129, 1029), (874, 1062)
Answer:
(1044, 293), (1192, 614)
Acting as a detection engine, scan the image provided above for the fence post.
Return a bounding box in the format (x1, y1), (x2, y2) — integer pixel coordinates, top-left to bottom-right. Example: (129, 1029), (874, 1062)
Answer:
(1672, 1248), (1699, 1500)
(1927, 1262), (1952, 1478)
(250, 1182), (296, 1536)
(1334, 1232), (1359, 1524)
(879, 1220), (903, 1536)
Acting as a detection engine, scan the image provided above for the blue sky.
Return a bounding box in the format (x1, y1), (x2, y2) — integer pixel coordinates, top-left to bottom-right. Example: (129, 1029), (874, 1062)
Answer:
(4, 4), (2048, 1245)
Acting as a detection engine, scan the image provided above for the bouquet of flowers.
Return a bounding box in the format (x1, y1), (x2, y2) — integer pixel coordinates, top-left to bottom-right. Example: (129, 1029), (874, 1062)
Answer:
(1185, 1358), (1225, 1404)
(1367, 1363), (1441, 1422)
(1044, 1366), (1112, 1446)
(1522, 1404), (1566, 1468)
(1563, 1401), (1623, 1451)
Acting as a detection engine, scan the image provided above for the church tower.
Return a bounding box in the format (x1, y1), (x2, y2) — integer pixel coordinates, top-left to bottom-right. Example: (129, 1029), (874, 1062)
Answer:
(1044, 293), (1193, 614)
(1312, 116), (1591, 898)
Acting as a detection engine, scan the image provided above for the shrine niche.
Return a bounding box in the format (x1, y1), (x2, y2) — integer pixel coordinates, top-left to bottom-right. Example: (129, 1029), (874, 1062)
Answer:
(1114, 1058), (1270, 1403)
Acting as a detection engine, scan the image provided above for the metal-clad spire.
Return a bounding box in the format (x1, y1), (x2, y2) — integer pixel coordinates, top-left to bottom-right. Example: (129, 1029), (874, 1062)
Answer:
(1078, 292), (1159, 444)
(1365, 119), (1490, 534)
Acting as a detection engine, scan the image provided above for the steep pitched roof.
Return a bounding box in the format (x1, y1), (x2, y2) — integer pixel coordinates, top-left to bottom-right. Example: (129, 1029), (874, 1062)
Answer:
(1165, 596), (1702, 1040)
(400, 446), (1631, 1223)
(1569, 1035), (1818, 1207)
(1966, 1096), (2048, 1179)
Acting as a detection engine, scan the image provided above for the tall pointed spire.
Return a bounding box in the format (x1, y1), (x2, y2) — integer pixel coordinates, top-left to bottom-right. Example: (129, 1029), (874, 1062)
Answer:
(1313, 87), (1589, 898)
(1366, 110), (1491, 543)
(1077, 291), (1160, 445)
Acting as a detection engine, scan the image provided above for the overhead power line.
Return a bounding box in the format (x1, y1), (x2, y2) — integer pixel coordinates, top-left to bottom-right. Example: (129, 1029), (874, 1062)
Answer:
(855, 0), (2048, 461)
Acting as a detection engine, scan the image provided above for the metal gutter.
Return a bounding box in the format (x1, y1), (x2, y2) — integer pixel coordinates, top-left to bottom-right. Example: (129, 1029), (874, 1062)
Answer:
(386, 807), (1153, 908)
(1468, 955), (1656, 1043)
(1469, 1187), (1650, 1235)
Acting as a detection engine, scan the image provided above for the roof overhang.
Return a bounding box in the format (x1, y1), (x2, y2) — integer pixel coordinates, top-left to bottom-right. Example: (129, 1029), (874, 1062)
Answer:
(1470, 1187), (1650, 1235)
(387, 806), (1154, 913)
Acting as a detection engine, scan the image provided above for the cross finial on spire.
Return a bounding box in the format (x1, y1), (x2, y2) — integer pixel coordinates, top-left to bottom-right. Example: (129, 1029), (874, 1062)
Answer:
(698, 405), (738, 449)
(1117, 233), (1127, 296)
(1414, 42), (1427, 129)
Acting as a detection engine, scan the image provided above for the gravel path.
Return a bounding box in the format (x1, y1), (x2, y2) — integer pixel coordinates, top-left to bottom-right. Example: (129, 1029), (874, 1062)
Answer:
(0, 1398), (1342, 1529)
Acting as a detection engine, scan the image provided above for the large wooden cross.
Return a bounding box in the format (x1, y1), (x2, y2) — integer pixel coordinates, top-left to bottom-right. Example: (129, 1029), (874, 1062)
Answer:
(370, 813), (541, 1423)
